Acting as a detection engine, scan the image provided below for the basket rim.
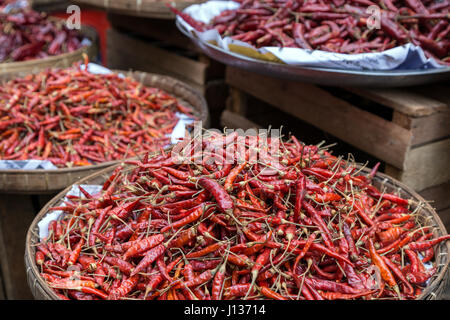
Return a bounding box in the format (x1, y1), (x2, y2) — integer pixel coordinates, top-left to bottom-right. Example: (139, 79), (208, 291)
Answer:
(0, 70), (209, 192)
(25, 162), (450, 300)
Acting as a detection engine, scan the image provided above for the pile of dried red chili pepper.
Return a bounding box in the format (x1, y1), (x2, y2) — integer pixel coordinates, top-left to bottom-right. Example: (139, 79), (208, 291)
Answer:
(0, 7), (85, 62)
(34, 132), (449, 300)
(0, 59), (196, 167)
(173, 0), (450, 65)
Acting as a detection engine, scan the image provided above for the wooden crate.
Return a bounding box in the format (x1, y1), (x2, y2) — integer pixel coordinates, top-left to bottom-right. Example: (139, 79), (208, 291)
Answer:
(0, 193), (55, 300)
(223, 66), (450, 230)
(107, 27), (227, 128)
(224, 67), (450, 191)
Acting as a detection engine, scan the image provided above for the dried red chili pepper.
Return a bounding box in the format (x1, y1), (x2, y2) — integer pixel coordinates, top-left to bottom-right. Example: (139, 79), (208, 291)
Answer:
(0, 60), (197, 167)
(35, 132), (449, 300)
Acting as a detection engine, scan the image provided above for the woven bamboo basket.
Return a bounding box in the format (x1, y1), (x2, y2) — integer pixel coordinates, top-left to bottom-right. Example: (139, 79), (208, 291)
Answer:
(72, 0), (205, 19)
(0, 70), (209, 194)
(25, 163), (450, 300)
(0, 23), (98, 81)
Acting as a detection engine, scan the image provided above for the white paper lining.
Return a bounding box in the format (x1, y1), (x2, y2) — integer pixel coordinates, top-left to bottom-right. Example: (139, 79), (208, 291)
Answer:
(37, 184), (102, 240)
(0, 63), (195, 170)
(177, 0), (444, 71)
(0, 160), (58, 170)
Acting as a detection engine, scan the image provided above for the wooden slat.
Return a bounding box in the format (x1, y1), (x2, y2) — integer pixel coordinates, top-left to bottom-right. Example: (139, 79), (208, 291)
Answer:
(226, 87), (248, 115)
(221, 110), (262, 130)
(401, 138), (450, 192)
(226, 67), (412, 169)
(392, 110), (450, 146)
(419, 181), (450, 212)
(0, 195), (36, 299)
(346, 87), (447, 117)
(75, 0), (203, 19)
(107, 29), (208, 86)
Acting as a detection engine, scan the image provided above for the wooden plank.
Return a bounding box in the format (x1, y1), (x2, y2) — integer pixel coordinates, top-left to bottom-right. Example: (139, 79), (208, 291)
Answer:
(419, 181), (450, 212)
(346, 87), (447, 117)
(0, 194), (36, 299)
(392, 110), (450, 146)
(198, 54), (226, 83)
(226, 87), (248, 115)
(221, 110), (262, 130)
(107, 29), (208, 86)
(107, 29), (208, 85)
(77, 0), (192, 19)
(401, 138), (450, 192)
(107, 46), (206, 94)
(204, 80), (229, 128)
(226, 67), (412, 169)
(107, 38), (205, 93)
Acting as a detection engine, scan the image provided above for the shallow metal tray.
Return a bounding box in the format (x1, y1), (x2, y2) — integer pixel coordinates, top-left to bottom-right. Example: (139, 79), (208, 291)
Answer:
(177, 20), (450, 87)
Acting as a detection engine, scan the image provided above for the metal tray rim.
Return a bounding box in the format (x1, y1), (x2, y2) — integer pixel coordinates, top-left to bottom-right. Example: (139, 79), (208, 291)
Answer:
(176, 19), (450, 86)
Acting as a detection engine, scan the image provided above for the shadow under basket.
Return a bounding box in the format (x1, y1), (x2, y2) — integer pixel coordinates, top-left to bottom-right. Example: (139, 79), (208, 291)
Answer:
(25, 164), (449, 300)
